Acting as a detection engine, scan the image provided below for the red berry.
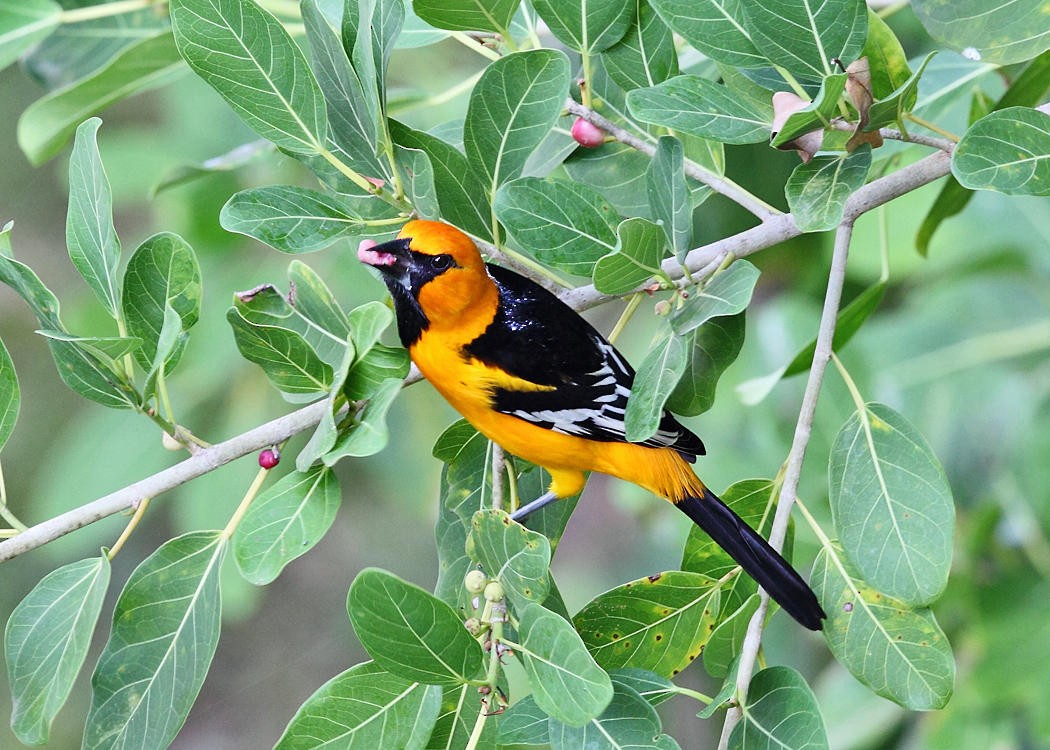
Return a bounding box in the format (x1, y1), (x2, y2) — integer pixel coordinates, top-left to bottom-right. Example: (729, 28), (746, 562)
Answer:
(258, 448), (280, 469)
(571, 117), (605, 148)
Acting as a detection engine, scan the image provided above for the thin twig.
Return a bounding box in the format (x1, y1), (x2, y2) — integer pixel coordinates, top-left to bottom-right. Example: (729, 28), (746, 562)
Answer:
(718, 219), (856, 747)
(827, 120), (955, 151)
(0, 401), (332, 562)
(0, 150), (951, 563)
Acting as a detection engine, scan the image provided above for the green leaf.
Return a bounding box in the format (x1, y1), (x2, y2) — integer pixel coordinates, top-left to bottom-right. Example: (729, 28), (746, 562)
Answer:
(142, 303), (184, 397)
(323, 376), (402, 461)
(347, 567), (485, 685)
(0, 224), (61, 330)
(17, 33), (185, 165)
(549, 683), (674, 749)
(0, 228), (137, 408)
(646, 136), (691, 260)
(233, 283), (347, 368)
(699, 654), (741, 719)
(494, 177), (620, 277)
(413, 0), (518, 34)
(952, 106), (1050, 197)
(531, 0), (632, 53)
(564, 143), (652, 218)
(918, 51), (1050, 253)
(66, 119), (121, 317)
(301, 0), (384, 178)
(170, 0), (326, 153)
(274, 661), (441, 750)
(647, 0), (763, 68)
(23, 1), (167, 89)
(741, 0), (867, 81)
(434, 502), (473, 607)
(670, 260), (760, 334)
(514, 603), (614, 726)
(785, 146), (872, 233)
(574, 570), (720, 678)
(234, 466), (341, 585)
(667, 312), (745, 416)
(609, 668), (677, 706)
(769, 73), (847, 148)
(861, 10), (912, 99)
(36, 332), (142, 364)
(497, 695), (550, 747)
(703, 593), (760, 679)
(812, 543), (955, 710)
(227, 305), (334, 397)
(829, 402), (955, 606)
(221, 185), (378, 254)
(389, 120), (492, 240)
(728, 666), (829, 749)
(466, 509), (552, 608)
(395, 144), (441, 219)
(601, 0), (679, 90)
(45, 337), (139, 409)
(5, 556), (110, 745)
(464, 49), (571, 199)
(0, 0), (61, 70)
(623, 331), (687, 442)
(0, 337), (19, 454)
(84, 532), (226, 750)
(627, 75), (773, 144)
(122, 232), (202, 372)
(864, 52), (936, 132)
(343, 0), (404, 124)
(592, 217), (667, 295)
(289, 260), (351, 340)
(912, 0), (1050, 65)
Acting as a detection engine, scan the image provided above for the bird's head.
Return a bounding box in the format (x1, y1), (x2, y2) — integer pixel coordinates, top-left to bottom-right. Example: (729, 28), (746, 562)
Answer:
(359, 220), (495, 345)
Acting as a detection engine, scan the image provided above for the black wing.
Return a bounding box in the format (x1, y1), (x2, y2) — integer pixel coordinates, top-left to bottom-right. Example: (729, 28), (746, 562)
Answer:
(463, 264), (705, 460)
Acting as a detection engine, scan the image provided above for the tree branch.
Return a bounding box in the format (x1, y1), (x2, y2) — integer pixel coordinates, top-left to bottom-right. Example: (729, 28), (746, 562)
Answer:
(718, 219), (856, 747)
(0, 149), (951, 563)
(0, 400), (333, 562)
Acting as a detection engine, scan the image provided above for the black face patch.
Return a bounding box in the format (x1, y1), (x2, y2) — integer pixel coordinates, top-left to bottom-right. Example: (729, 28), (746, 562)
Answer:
(366, 239), (459, 347)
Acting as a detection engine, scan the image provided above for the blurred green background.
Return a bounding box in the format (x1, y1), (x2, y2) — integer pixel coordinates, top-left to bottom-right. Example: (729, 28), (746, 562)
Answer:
(3, 8), (1050, 748)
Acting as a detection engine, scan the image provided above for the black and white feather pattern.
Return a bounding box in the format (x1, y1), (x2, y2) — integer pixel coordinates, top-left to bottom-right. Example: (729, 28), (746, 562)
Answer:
(463, 264), (705, 461)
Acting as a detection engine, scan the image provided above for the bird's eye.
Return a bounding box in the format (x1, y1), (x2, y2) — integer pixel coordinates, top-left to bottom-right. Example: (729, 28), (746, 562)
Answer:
(431, 254), (452, 270)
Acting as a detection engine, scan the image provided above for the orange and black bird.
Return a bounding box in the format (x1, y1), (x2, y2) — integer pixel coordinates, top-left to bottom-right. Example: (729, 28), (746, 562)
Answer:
(359, 220), (825, 630)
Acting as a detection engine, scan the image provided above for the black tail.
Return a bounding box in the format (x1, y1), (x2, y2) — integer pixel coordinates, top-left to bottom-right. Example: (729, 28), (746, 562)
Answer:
(677, 487), (826, 630)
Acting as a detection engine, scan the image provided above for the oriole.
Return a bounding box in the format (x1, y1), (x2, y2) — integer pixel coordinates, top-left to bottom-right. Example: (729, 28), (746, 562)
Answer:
(359, 220), (825, 630)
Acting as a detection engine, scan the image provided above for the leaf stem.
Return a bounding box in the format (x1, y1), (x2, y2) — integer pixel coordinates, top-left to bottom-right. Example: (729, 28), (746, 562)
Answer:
(317, 147), (384, 196)
(450, 31), (502, 62)
(672, 685), (715, 704)
(607, 293), (642, 344)
(107, 497), (151, 560)
(774, 66), (811, 101)
(903, 113), (960, 143)
(222, 463), (272, 539)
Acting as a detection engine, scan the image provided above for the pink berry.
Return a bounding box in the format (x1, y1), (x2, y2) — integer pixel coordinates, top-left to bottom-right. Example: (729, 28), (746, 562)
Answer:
(571, 117), (605, 148)
(258, 448), (280, 469)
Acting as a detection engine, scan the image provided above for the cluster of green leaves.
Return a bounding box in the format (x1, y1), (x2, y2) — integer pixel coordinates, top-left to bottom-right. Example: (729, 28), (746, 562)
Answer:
(0, 0), (1048, 747)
